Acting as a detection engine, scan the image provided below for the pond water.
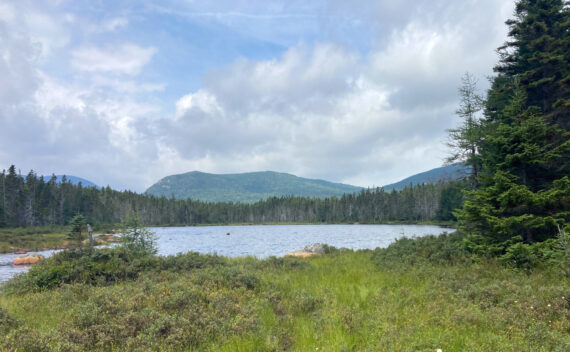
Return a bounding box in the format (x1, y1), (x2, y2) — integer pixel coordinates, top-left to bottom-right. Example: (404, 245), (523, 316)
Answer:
(0, 224), (451, 284)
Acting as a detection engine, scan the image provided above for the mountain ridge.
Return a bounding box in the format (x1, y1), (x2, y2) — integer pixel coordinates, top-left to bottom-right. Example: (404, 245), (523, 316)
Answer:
(145, 170), (363, 203)
(145, 164), (469, 203)
(381, 163), (469, 191)
(41, 175), (99, 188)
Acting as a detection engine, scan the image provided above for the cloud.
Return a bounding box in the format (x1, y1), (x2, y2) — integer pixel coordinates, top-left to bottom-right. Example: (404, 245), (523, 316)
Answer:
(159, 0), (513, 187)
(160, 43), (437, 185)
(71, 43), (157, 76)
(0, 18), (41, 105)
(100, 17), (129, 32)
(0, 2), (162, 190)
(1, 0), (516, 191)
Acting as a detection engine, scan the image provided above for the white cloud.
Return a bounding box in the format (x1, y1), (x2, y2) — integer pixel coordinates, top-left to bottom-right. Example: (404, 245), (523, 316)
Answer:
(71, 43), (157, 76)
(163, 43), (441, 185)
(101, 17), (129, 32)
(1, 0), (516, 191)
(158, 0), (514, 187)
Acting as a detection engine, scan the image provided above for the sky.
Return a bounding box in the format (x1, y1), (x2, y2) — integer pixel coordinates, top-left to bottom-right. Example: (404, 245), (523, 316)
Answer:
(0, 0), (515, 192)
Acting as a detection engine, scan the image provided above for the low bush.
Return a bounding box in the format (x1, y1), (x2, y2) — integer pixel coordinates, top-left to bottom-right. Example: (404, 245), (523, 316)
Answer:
(372, 231), (471, 267)
(2, 247), (239, 295)
(0, 307), (19, 335)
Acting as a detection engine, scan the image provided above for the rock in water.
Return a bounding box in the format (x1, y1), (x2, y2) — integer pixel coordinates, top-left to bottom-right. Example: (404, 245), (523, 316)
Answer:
(303, 243), (326, 254)
(285, 243), (326, 258)
(13, 254), (45, 265)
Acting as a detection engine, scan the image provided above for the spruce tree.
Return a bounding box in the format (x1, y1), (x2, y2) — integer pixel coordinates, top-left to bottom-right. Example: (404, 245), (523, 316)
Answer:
(495, 0), (570, 124)
(67, 214), (87, 245)
(457, 0), (570, 252)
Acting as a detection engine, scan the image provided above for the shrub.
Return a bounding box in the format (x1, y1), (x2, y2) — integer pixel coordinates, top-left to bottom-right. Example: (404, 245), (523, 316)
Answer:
(119, 216), (157, 256)
(290, 290), (322, 314)
(500, 242), (537, 270)
(0, 307), (19, 334)
(372, 232), (471, 267)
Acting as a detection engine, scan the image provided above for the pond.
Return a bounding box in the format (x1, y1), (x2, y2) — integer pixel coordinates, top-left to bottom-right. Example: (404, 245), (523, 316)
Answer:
(0, 224), (451, 283)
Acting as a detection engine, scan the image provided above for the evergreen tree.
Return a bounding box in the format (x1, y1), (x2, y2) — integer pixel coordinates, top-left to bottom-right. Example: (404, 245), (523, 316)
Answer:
(457, 0), (570, 251)
(67, 214), (87, 245)
(0, 170), (5, 227)
(446, 72), (484, 188)
(495, 0), (570, 125)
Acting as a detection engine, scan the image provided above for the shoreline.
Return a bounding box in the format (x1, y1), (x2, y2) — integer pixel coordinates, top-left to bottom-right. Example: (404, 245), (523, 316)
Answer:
(0, 221), (455, 254)
(0, 233), (119, 255)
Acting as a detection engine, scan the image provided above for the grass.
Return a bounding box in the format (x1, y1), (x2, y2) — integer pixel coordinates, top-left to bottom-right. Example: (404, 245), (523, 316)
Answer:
(1, 237), (569, 351)
(0, 225), (119, 253)
(0, 226), (71, 253)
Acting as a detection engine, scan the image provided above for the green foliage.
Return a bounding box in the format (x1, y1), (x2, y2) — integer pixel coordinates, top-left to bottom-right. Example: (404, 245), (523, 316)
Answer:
(2, 246), (569, 351)
(446, 72), (484, 188)
(120, 216), (157, 256)
(2, 246), (232, 294)
(372, 231), (471, 267)
(0, 307), (19, 335)
(2, 265), (261, 351)
(437, 180), (467, 220)
(66, 213), (86, 244)
(145, 170), (363, 203)
(457, 173), (569, 249)
(452, 1), (570, 255)
(500, 241), (537, 270)
(495, 0), (570, 121)
(381, 163), (469, 191)
(0, 164), (463, 227)
(0, 226), (69, 253)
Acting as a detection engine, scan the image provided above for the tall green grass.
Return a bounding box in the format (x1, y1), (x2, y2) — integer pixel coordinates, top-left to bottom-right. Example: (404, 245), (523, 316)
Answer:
(1, 234), (569, 351)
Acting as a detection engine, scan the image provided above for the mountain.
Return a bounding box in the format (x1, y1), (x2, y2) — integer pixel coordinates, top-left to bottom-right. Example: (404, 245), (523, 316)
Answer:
(381, 163), (469, 191)
(145, 171), (363, 203)
(41, 175), (99, 188)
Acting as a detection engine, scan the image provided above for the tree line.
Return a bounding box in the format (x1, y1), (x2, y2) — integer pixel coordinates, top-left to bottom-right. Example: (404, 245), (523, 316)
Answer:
(0, 165), (464, 228)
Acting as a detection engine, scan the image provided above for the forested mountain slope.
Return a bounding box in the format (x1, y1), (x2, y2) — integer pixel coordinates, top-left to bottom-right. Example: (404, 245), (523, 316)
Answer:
(41, 175), (99, 188)
(145, 171), (363, 203)
(382, 163), (469, 191)
(0, 165), (464, 227)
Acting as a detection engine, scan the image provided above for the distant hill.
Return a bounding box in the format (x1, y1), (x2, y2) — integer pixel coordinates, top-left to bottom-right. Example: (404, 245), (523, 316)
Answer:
(41, 175), (99, 188)
(381, 163), (469, 191)
(145, 171), (363, 203)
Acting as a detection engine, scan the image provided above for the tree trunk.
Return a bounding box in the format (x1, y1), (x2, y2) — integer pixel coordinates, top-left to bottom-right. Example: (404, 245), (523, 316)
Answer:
(87, 224), (94, 249)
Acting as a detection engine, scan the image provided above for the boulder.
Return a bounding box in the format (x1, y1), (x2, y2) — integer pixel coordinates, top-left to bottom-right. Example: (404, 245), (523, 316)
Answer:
(303, 243), (326, 254)
(13, 254), (45, 265)
(284, 243), (327, 258)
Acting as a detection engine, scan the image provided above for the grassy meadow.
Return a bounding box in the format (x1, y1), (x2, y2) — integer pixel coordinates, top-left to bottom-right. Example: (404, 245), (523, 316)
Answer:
(0, 226), (71, 253)
(1, 232), (569, 351)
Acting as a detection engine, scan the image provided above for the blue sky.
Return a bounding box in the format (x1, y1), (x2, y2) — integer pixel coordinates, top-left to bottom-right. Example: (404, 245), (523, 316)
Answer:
(0, 0), (514, 191)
